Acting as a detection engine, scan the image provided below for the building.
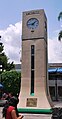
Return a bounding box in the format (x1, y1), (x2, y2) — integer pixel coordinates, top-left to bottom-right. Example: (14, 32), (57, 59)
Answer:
(15, 64), (21, 72)
(48, 63), (62, 101)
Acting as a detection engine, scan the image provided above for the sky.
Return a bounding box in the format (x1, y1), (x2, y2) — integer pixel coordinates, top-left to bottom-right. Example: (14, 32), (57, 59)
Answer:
(0, 0), (62, 64)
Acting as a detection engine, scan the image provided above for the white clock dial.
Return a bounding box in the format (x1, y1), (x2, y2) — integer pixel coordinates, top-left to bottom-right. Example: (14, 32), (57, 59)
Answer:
(27, 18), (39, 29)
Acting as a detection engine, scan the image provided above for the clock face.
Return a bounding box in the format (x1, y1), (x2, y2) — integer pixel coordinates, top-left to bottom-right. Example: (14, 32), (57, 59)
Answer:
(27, 18), (39, 29)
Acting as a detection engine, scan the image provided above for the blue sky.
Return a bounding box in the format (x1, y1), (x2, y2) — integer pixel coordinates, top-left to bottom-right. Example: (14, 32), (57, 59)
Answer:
(0, 0), (62, 63)
(0, 0), (61, 36)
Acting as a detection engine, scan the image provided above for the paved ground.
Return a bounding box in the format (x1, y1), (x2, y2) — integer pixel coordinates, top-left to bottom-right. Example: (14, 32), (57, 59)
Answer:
(0, 101), (62, 119)
(0, 107), (4, 119)
(53, 101), (62, 107)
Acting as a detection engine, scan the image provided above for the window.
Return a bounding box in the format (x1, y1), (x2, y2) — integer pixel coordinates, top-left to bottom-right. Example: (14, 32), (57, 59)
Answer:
(31, 45), (35, 94)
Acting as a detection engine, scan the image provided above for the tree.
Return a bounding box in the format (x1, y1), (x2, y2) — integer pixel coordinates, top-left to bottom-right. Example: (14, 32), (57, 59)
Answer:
(1, 71), (21, 96)
(58, 12), (62, 41)
(58, 12), (62, 21)
(0, 37), (15, 72)
(0, 42), (8, 71)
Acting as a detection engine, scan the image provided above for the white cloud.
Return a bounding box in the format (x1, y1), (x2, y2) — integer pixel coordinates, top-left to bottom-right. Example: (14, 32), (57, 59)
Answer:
(0, 21), (62, 64)
(48, 37), (62, 63)
(0, 21), (22, 64)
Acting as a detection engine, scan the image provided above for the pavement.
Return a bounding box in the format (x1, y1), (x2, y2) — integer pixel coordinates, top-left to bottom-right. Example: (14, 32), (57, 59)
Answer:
(53, 101), (62, 107)
(0, 107), (4, 119)
(0, 101), (62, 119)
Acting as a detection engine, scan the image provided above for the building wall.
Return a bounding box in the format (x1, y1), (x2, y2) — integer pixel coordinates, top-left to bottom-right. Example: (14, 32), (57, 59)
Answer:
(48, 63), (62, 101)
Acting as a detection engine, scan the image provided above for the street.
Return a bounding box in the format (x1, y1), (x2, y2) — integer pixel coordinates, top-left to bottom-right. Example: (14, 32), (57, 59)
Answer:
(0, 107), (51, 119)
(0, 102), (62, 119)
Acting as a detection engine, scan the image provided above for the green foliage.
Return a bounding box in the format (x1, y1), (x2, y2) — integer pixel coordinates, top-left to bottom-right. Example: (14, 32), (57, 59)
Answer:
(1, 71), (21, 96)
(6, 62), (15, 71)
(58, 12), (62, 41)
(0, 53), (8, 70)
(58, 12), (62, 21)
(0, 43), (4, 52)
(58, 30), (62, 41)
(0, 41), (15, 71)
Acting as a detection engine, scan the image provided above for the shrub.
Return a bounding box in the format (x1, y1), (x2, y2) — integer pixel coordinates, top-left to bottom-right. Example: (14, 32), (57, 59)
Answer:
(1, 71), (21, 96)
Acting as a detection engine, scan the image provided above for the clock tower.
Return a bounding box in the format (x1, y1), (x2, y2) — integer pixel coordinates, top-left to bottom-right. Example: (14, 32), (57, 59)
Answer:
(18, 9), (53, 110)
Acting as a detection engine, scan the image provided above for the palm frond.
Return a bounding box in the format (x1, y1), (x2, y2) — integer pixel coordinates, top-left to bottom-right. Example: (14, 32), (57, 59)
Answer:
(58, 30), (62, 41)
(58, 12), (62, 21)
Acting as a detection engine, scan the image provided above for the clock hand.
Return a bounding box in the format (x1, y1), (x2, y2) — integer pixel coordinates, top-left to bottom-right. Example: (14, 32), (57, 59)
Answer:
(27, 21), (36, 25)
(31, 21), (36, 25)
